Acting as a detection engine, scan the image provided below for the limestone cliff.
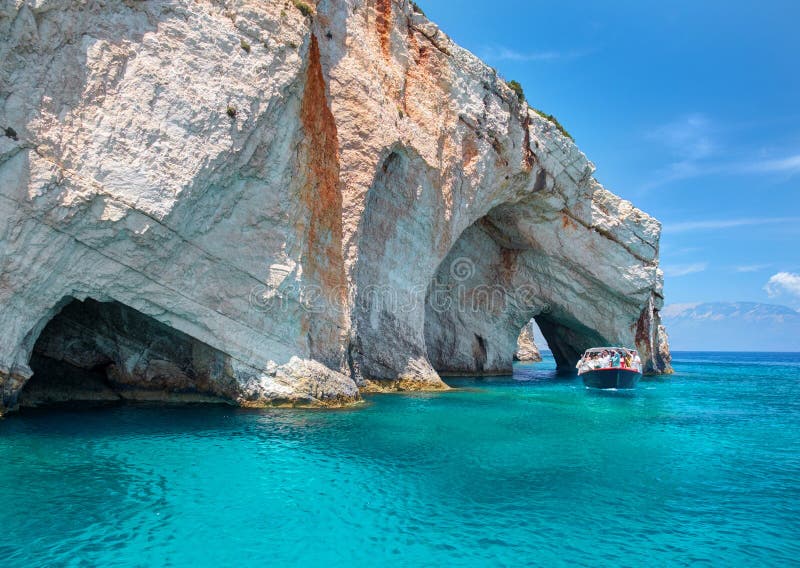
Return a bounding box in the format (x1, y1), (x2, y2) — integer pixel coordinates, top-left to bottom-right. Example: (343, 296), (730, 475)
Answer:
(0, 0), (671, 413)
(514, 321), (542, 363)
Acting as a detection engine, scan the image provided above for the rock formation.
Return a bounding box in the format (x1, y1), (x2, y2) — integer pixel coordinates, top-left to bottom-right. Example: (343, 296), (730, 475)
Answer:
(514, 321), (542, 364)
(19, 298), (356, 408)
(0, 0), (671, 414)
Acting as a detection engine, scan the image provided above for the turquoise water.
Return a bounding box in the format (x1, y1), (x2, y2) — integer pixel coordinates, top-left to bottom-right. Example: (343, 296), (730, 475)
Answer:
(2, 352), (799, 566)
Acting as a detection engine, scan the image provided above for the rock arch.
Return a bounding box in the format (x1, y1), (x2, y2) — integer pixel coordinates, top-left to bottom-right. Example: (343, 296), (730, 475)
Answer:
(349, 144), (669, 385)
(423, 194), (665, 376)
(349, 147), (448, 390)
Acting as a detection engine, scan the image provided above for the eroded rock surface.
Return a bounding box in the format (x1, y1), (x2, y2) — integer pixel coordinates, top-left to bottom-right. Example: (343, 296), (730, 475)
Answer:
(0, 0), (670, 414)
(514, 322), (542, 363)
(18, 298), (357, 409)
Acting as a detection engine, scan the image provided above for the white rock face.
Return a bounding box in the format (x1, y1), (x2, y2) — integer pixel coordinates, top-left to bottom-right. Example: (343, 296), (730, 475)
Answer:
(0, 0), (670, 413)
(514, 321), (541, 363)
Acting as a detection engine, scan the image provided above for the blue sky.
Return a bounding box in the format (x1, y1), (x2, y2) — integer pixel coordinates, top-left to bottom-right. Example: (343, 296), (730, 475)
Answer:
(420, 0), (800, 310)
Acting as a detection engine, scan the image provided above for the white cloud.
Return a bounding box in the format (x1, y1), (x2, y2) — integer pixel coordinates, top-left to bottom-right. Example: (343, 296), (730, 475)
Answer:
(642, 115), (720, 189)
(648, 114), (715, 161)
(663, 217), (800, 234)
(643, 114), (800, 189)
(478, 45), (592, 63)
(735, 264), (771, 273)
(745, 154), (800, 174)
(660, 245), (704, 257)
(765, 272), (800, 298)
(662, 262), (708, 277)
(645, 154), (800, 189)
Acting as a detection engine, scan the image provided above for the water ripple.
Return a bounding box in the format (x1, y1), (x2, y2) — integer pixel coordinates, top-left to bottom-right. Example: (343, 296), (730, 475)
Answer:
(1, 353), (799, 565)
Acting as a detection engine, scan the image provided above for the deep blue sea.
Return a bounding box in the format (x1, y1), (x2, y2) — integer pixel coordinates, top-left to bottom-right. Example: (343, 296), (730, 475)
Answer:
(2, 352), (799, 566)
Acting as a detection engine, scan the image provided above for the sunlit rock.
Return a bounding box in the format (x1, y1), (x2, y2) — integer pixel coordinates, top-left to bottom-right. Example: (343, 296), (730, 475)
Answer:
(514, 322), (542, 363)
(0, 0), (670, 413)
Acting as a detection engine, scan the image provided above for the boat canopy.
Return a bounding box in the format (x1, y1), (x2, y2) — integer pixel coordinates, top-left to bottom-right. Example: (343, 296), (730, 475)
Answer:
(581, 347), (638, 355)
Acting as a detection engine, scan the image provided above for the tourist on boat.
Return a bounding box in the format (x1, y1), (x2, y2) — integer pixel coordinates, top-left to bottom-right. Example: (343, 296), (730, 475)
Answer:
(577, 347), (644, 389)
(633, 352), (641, 372)
(624, 352), (633, 369)
(580, 353), (596, 372)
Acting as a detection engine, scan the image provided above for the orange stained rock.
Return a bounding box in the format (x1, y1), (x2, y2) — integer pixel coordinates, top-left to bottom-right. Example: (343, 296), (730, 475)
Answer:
(375, 0), (392, 59)
(299, 34), (347, 302)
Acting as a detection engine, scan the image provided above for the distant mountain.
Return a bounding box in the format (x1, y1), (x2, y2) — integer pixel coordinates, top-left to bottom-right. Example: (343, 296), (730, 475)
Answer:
(661, 302), (800, 351)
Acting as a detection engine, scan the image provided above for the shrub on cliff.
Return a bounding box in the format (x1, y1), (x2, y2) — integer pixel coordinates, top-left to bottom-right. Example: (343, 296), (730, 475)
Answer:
(507, 80), (525, 102)
(292, 0), (313, 17)
(532, 108), (574, 141)
(506, 79), (573, 141)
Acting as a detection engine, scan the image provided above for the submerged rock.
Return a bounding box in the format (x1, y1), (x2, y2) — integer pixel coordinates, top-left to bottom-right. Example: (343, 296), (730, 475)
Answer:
(0, 0), (670, 414)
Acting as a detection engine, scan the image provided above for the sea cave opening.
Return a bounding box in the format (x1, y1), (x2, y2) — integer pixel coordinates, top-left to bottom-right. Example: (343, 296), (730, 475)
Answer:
(423, 203), (608, 377)
(18, 297), (235, 410)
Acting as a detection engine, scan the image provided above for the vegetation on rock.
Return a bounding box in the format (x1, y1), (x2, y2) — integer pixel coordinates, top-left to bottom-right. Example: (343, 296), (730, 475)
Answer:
(532, 108), (573, 141)
(506, 79), (574, 141)
(292, 0), (313, 17)
(507, 79), (525, 102)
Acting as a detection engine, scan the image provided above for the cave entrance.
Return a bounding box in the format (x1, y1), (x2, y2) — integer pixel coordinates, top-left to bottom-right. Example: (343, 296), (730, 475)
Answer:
(423, 203), (609, 377)
(18, 297), (235, 409)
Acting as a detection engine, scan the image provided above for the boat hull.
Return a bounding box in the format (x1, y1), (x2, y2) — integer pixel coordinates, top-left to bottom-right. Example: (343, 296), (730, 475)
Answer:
(580, 368), (642, 390)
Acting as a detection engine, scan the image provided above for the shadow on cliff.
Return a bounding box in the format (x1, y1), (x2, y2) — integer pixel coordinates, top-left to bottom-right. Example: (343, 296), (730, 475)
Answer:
(16, 297), (240, 410)
(423, 200), (611, 377)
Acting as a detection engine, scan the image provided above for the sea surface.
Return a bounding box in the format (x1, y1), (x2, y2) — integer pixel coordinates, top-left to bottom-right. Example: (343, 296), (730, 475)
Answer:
(1, 351), (799, 566)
